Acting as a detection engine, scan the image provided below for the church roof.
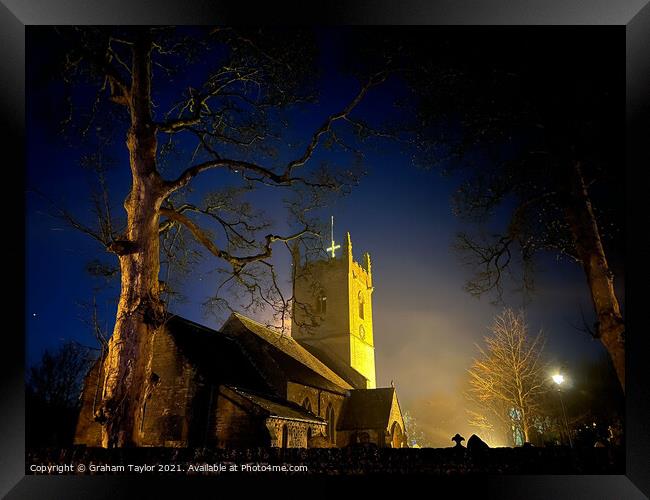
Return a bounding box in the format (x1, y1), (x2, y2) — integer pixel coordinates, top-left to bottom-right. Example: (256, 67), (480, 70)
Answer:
(225, 386), (327, 425)
(337, 388), (397, 430)
(222, 313), (354, 392)
(164, 315), (270, 393)
(297, 342), (370, 389)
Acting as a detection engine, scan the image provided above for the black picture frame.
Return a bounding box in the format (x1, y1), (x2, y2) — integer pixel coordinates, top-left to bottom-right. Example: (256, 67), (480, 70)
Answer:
(3, 1), (649, 497)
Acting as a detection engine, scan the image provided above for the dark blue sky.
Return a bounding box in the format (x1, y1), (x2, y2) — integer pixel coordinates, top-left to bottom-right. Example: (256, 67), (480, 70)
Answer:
(26, 27), (624, 446)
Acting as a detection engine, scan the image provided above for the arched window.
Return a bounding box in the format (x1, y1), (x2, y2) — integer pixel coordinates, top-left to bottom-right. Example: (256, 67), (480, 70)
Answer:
(281, 424), (289, 449)
(302, 397), (312, 413)
(358, 291), (365, 319)
(326, 405), (336, 444)
(390, 422), (403, 448)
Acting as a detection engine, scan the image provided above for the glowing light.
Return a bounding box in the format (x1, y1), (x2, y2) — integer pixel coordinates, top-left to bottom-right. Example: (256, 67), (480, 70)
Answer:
(326, 215), (340, 258)
(326, 242), (340, 258)
(552, 374), (564, 385)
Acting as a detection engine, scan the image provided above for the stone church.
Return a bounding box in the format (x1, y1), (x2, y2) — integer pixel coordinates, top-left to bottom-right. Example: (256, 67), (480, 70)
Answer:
(74, 231), (407, 449)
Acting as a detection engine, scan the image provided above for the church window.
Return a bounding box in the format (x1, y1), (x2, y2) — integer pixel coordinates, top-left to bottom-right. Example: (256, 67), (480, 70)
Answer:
(281, 424), (289, 449)
(358, 291), (365, 319)
(326, 405), (336, 444)
(359, 325), (366, 340)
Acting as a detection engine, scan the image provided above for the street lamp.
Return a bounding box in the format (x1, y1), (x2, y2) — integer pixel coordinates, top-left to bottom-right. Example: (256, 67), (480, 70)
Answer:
(552, 372), (573, 448)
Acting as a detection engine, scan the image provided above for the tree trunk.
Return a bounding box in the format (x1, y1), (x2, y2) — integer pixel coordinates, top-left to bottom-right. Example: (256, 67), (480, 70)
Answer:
(521, 412), (530, 444)
(96, 31), (166, 447)
(517, 393), (530, 444)
(565, 161), (625, 391)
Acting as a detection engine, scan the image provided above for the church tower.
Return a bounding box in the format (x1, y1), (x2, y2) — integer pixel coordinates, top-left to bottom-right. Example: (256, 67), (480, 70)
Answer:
(291, 221), (376, 389)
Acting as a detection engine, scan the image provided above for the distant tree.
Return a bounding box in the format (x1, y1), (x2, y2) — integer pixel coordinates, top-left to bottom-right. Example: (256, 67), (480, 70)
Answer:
(26, 342), (96, 447)
(402, 410), (429, 448)
(466, 308), (549, 444)
(529, 414), (559, 447)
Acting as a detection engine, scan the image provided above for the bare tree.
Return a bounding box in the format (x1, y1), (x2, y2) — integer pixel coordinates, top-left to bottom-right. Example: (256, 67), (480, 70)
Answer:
(39, 26), (393, 448)
(26, 342), (97, 447)
(402, 410), (429, 448)
(27, 341), (96, 410)
(466, 308), (549, 444)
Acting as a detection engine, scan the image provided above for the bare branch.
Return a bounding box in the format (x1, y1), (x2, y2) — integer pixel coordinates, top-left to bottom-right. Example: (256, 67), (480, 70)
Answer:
(466, 308), (550, 443)
(159, 207), (313, 269)
(282, 71), (388, 177)
(161, 72), (388, 196)
(31, 189), (112, 249)
(155, 69), (263, 133)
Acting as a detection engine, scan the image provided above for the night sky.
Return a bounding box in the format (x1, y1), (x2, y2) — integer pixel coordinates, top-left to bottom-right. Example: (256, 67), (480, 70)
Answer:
(26, 27), (624, 446)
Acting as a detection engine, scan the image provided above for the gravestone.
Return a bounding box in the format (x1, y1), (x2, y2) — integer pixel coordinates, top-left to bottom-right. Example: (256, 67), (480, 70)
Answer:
(451, 433), (465, 448)
(467, 434), (489, 452)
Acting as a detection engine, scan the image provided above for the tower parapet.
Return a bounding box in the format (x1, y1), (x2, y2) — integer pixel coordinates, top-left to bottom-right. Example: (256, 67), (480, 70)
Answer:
(363, 252), (372, 276)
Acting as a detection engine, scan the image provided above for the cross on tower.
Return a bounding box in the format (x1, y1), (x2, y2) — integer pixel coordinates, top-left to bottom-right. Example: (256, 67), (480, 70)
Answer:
(326, 215), (340, 258)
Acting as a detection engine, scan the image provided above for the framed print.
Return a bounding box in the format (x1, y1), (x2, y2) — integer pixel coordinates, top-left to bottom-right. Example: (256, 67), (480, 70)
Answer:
(2, 0), (649, 497)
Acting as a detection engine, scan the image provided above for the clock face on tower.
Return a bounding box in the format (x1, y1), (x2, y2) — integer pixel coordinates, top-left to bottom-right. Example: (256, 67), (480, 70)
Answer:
(359, 324), (366, 340)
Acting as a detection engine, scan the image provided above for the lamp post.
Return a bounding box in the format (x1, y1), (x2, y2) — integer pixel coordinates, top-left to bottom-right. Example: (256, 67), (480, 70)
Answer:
(552, 373), (573, 448)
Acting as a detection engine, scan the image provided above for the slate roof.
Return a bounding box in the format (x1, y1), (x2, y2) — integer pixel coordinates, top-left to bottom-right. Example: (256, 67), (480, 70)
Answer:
(164, 315), (269, 393)
(226, 386), (327, 425)
(337, 388), (397, 430)
(222, 313), (353, 392)
(297, 341), (369, 389)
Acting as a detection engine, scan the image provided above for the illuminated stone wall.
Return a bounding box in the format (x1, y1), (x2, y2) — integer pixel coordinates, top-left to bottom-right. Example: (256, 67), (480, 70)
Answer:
(265, 418), (325, 448)
(348, 253), (376, 388)
(287, 381), (346, 445)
